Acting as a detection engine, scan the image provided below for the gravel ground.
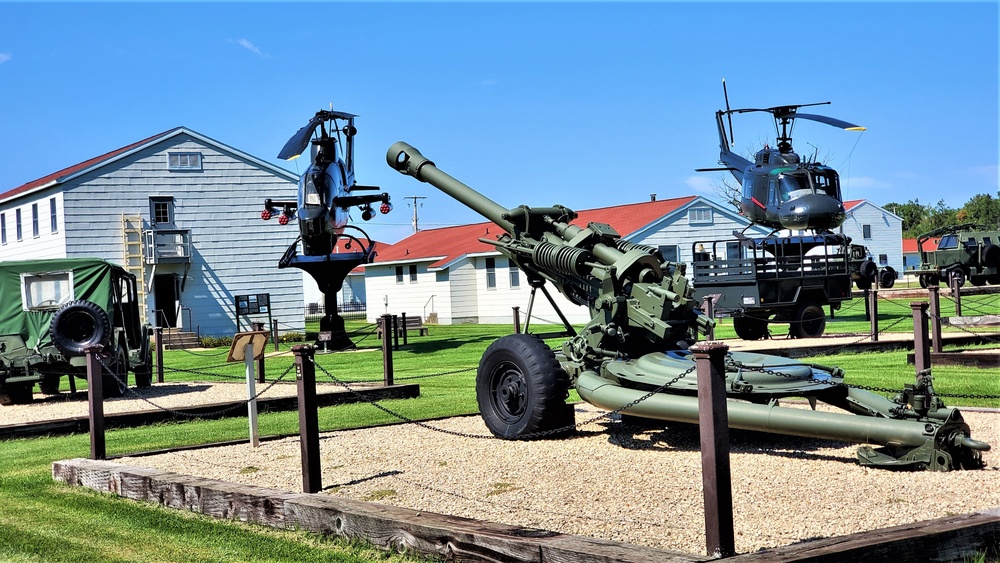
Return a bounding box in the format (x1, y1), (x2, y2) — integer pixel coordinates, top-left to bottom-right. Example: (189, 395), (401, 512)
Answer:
(100, 399), (1000, 555)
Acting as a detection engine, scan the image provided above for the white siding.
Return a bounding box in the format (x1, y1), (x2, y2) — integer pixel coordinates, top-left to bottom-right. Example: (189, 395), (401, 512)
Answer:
(841, 201), (903, 275)
(364, 261), (449, 323)
(0, 191), (67, 260)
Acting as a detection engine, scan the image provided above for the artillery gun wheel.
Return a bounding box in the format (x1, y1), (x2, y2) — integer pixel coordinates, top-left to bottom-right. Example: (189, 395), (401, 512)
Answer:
(791, 302), (826, 339)
(733, 315), (768, 341)
(477, 334), (573, 439)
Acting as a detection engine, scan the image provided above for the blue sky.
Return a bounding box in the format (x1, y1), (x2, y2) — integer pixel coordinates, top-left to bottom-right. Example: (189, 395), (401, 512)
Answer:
(0, 2), (996, 246)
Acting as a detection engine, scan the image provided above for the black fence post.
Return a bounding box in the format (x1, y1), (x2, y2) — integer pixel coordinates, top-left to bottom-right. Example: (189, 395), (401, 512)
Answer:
(392, 315), (400, 351)
(950, 272), (963, 316)
(690, 341), (735, 558)
(512, 306), (521, 334)
(928, 285), (943, 353)
(292, 344), (321, 494)
(154, 326), (164, 384)
(252, 322), (266, 384)
(869, 288), (879, 342)
(401, 312), (409, 347)
(272, 319), (279, 352)
(912, 301), (931, 377)
(701, 295), (716, 341)
(381, 314), (395, 386)
(86, 345), (105, 461)
(863, 288), (871, 322)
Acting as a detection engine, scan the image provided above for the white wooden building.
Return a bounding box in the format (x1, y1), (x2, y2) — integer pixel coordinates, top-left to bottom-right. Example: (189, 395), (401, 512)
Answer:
(0, 127), (305, 337)
(840, 199), (904, 275)
(363, 196), (767, 325)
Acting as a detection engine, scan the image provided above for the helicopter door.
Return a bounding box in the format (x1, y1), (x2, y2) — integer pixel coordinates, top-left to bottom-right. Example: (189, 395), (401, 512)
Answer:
(764, 177), (781, 225)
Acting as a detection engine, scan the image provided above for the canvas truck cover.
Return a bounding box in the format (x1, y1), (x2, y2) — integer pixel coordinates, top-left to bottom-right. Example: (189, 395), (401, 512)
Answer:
(0, 258), (120, 352)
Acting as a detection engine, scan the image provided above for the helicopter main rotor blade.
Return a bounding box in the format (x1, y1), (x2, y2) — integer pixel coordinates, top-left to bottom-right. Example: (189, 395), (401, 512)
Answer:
(277, 114), (328, 160)
(792, 113), (866, 131)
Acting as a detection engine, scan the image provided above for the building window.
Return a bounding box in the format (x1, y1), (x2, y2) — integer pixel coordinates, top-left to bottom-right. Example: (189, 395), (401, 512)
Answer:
(658, 245), (679, 262)
(879, 254), (888, 265)
(395, 266), (404, 284)
(689, 208), (714, 224)
(1, 213), (6, 245)
(49, 198), (58, 233)
(150, 196), (175, 226)
(509, 260), (520, 288)
(31, 203), (39, 237)
(167, 152), (202, 171)
(15, 209), (22, 241)
(726, 241), (741, 261)
(485, 257), (497, 289)
(862, 224), (872, 239)
(409, 264), (418, 282)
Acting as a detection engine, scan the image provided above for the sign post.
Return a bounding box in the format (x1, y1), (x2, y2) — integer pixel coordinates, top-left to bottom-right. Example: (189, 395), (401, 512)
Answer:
(226, 331), (270, 447)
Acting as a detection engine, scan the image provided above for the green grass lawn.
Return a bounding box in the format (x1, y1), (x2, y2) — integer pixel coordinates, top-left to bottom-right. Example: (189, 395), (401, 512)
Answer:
(5, 318), (1000, 562)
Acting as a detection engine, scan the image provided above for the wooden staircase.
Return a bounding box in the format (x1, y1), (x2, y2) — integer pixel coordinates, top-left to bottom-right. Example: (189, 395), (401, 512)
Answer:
(158, 328), (201, 350)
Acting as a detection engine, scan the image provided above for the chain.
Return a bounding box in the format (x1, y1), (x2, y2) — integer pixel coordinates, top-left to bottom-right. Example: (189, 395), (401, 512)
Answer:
(310, 357), (695, 440)
(99, 355), (295, 417)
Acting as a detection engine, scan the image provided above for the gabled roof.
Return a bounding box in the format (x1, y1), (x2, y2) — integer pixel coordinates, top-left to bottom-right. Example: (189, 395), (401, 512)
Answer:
(844, 199), (903, 222)
(1, 127), (298, 203)
(370, 196), (699, 269)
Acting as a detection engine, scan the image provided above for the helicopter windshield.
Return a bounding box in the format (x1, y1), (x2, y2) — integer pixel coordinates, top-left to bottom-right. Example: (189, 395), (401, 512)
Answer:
(775, 170), (841, 202)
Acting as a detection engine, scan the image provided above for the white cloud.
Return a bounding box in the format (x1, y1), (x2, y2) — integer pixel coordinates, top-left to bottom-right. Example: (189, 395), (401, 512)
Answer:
(0, 53), (11, 64)
(234, 39), (264, 57)
(684, 175), (718, 195)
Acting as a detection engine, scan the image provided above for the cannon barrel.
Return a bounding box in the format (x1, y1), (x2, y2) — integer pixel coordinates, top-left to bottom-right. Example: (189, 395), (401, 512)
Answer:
(387, 142), (515, 233)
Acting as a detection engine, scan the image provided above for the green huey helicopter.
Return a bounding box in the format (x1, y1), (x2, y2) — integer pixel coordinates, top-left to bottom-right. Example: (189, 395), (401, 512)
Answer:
(699, 80), (866, 233)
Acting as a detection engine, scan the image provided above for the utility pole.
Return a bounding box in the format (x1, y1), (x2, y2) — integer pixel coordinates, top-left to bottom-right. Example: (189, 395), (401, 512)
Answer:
(405, 195), (426, 233)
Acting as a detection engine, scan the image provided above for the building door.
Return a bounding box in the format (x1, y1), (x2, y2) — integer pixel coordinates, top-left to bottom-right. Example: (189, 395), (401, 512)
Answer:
(153, 274), (179, 328)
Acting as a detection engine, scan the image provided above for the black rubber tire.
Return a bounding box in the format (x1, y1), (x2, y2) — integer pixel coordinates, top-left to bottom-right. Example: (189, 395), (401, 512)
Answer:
(733, 315), (768, 341)
(133, 334), (153, 388)
(791, 302), (826, 339)
(101, 343), (128, 398)
(855, 276), (872, 291)
(476, 334), (572, 439)
(989, 274), (1000, 285)
(949, 268), (967, 288)
(49, 300), (111, 357)
(983, 244), (1000, 268)
(0, 382), (33, 405)
(971, 275), (988, 287)
(878, 268), (896, 289)
(39, 374), (61, 395)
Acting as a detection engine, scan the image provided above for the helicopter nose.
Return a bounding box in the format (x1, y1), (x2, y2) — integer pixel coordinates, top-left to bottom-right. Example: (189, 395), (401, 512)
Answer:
(778, 195), (846, 231)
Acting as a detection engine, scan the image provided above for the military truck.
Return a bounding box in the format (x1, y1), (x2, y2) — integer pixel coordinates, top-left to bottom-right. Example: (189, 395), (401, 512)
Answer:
(914, 223), (1000, 288)
(691, 234), (876, 340)
(0, 258), (152, 404)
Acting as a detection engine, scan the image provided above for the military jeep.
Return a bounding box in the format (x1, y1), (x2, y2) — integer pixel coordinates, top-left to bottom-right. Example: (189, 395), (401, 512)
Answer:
(0, 258), (152, 405)
(915, 223), (1000, 288)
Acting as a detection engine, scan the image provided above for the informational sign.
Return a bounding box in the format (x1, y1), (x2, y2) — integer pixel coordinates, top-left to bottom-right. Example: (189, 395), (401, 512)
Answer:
(235, 293), (270, 315)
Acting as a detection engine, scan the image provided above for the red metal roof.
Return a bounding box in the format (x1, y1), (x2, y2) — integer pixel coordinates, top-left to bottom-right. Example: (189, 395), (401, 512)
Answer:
(903, 237), (938, 253)
(844, 199), (863, 211)
(0, 129), (177, 201)
(371, 196), (698, 268)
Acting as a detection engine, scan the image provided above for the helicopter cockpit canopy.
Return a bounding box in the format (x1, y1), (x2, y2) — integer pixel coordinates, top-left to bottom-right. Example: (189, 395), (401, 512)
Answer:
(774, 168), (842, 204)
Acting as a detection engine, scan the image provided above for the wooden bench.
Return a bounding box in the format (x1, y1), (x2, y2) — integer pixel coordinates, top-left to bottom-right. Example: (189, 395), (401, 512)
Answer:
(377, 315), (429, 339)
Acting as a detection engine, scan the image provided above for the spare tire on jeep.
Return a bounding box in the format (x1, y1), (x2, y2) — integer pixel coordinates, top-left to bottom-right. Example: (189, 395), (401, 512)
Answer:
(49, 300), (111, 357)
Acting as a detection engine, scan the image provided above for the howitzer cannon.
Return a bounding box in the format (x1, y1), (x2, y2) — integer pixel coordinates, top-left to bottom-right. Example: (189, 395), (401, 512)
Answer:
(387, 141), (990, 471)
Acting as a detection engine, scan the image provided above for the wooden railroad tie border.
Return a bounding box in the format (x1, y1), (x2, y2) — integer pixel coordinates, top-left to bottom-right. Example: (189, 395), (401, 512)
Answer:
(52, 458), (707, 563)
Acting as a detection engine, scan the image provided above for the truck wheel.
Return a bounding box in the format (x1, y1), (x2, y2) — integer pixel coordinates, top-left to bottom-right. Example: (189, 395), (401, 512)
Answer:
(878, 268), (896, 289)
(983, 244), (1000, 268)
(948, 268), (966, 288)
(477, 334), (573, 439)
(39, 374), (61, 395)
(971, 275), (988, 287)
(0, 382), (33, 405)
(733, 315), (768, 341)
(50, 300), (111, 357)
(101, 344), (128, 398)
(791, 303), (826, 339)
(989, 274), (1000, 285)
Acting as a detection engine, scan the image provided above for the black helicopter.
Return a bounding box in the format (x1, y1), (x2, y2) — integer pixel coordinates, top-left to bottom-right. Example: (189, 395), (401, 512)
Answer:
(262, 110), (392, 349)
(698, 80), (865, 232)
(263, 109), (392, 256)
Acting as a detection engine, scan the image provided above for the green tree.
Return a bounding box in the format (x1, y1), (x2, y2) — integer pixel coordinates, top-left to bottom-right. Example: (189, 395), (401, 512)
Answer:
(956, 191), (1000, 228)
(884, 199), (928, 236)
